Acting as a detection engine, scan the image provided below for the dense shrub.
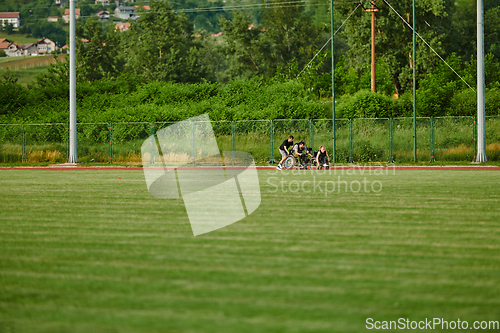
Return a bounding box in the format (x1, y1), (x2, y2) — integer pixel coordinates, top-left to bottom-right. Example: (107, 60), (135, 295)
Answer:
(448, 88), (500, 116)
(447, 89), (476, 116)
(337, 90), (395, 119)
(0, 82), (30, 116)
(486, 88), (500, 115)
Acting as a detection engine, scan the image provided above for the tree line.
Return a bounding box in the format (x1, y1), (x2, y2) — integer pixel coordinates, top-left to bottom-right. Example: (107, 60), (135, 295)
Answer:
(1, 0), (500, 123)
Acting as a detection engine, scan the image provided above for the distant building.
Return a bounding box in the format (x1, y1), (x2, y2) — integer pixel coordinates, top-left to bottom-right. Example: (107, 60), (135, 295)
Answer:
(63, 8), (81, 23)
(20, 42), (37, 55)
(0, 40), (22, 57)
(134, 5), (150, 11)
(114, 6), (136, 20)
(55, 0), (68, 7)
(36, 38), (57, 54)
(0, 39), (12, 54)
(95, 10), (110, 21)
(115, 22), (130, 32)
(0, 12), (21, 28)
(47, 16), (59, 22)
(95, 0), (110, 6)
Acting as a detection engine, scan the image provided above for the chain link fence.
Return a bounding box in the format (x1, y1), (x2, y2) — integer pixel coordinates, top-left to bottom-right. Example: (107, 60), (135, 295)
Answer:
(1, 116), (499, 164)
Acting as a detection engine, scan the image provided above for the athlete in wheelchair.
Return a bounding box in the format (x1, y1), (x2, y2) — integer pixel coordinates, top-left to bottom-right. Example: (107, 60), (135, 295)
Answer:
(283, 141), (316, 170)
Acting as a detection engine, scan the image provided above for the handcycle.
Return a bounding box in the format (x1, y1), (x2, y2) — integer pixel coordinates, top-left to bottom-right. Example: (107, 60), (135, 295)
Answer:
(283, 147), (316, 170)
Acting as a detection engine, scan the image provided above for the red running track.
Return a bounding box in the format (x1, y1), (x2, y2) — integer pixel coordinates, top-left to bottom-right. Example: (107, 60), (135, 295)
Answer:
(1, 165), (499, 171)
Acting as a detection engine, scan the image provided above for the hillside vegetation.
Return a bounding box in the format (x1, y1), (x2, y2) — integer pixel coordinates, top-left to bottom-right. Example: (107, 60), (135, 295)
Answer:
(0, 0), (499, 123)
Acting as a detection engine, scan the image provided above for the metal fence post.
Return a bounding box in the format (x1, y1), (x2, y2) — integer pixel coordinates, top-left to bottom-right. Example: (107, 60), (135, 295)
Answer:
(65, 123), (69, 161)
(389, 118), (393, 162)
(191, 121), (196, 165)
(349, 119), (353, 163)
(231, 121), (236, 166)
(150, 122), (155, 165)
(269, 120), (274, 163)
(21, 124), (26, 163)
(108, 123), (113, 163)
(309, 119), (314, 150)
(430, 117), (435, 162)
(473, 117), (477, 160)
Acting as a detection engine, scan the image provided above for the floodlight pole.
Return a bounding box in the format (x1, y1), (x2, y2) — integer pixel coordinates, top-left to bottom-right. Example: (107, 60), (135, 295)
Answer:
(412, 0), (417, 162)
(331, 0), (336, 163)
(476, 0), (487, 162)
(68, 0), (78, 163)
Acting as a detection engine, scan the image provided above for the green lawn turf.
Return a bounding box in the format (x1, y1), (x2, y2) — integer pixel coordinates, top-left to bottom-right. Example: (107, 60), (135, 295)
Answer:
(2, 65), (51, 85)
(0, 32), (39, 46)
(0, 169), (499, 332)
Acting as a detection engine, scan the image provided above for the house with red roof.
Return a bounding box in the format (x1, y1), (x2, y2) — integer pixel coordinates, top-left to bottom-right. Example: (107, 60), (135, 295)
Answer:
(115, 22), (130, 32)
(0, 12), (21, 28)
(36, 38), (57, 54)
(0, 40), (22, 57)
(63, 8), (80, 23)
(134, 5), (150, 11)
(95, 10), (110, 21)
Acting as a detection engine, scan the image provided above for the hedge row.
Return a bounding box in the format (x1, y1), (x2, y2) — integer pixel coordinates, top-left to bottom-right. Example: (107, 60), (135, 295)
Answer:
(1, 76), (499, 125)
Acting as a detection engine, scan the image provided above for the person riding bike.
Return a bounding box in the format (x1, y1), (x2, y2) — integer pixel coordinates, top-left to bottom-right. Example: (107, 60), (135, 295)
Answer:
(277, 135), (294, 170)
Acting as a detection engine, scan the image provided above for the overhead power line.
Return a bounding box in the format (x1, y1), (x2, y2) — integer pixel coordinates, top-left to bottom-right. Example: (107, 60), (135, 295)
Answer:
(296, 2), (361, 79)
(8, 0), (361, 17)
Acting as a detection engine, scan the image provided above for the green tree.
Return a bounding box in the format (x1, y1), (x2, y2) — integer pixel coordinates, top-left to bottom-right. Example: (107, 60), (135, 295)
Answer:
(417, 75), (458, 117)
(485, 6), (500, 60)
(31, 55), (71, 99)
(123, 0), (204, 83)
(218, 1), (326, 80)
(4, 22), (14, 34)
(218, 11), (267, 79)
(260, 0), (325, 75)
(0, 70), (28, 116)
(76, 18), (124, 81)
(338, 0), (453, 96)
(20, 21), (67, 46)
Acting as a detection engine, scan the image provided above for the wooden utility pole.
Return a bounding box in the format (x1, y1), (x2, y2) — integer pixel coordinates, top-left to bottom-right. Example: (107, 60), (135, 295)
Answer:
(364, 1), (379, 92)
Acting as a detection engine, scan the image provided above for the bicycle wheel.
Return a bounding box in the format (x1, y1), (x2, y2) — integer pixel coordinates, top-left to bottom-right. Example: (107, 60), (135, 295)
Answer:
(283, 156), (295, 169)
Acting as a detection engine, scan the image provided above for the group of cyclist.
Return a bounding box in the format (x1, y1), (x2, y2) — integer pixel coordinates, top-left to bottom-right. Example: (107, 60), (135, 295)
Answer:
(276, 135), (331, 170)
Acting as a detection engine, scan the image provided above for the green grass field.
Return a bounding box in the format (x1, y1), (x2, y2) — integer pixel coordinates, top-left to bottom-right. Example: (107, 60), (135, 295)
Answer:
(2, 65), (51, 85)
(0, 169), (499, 332)
(0, 32), (39, 46)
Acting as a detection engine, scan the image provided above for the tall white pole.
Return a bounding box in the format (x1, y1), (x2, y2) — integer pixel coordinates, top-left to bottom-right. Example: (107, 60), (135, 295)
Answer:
(68, 0), (78, 163)
(476, 0), (487, 162)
